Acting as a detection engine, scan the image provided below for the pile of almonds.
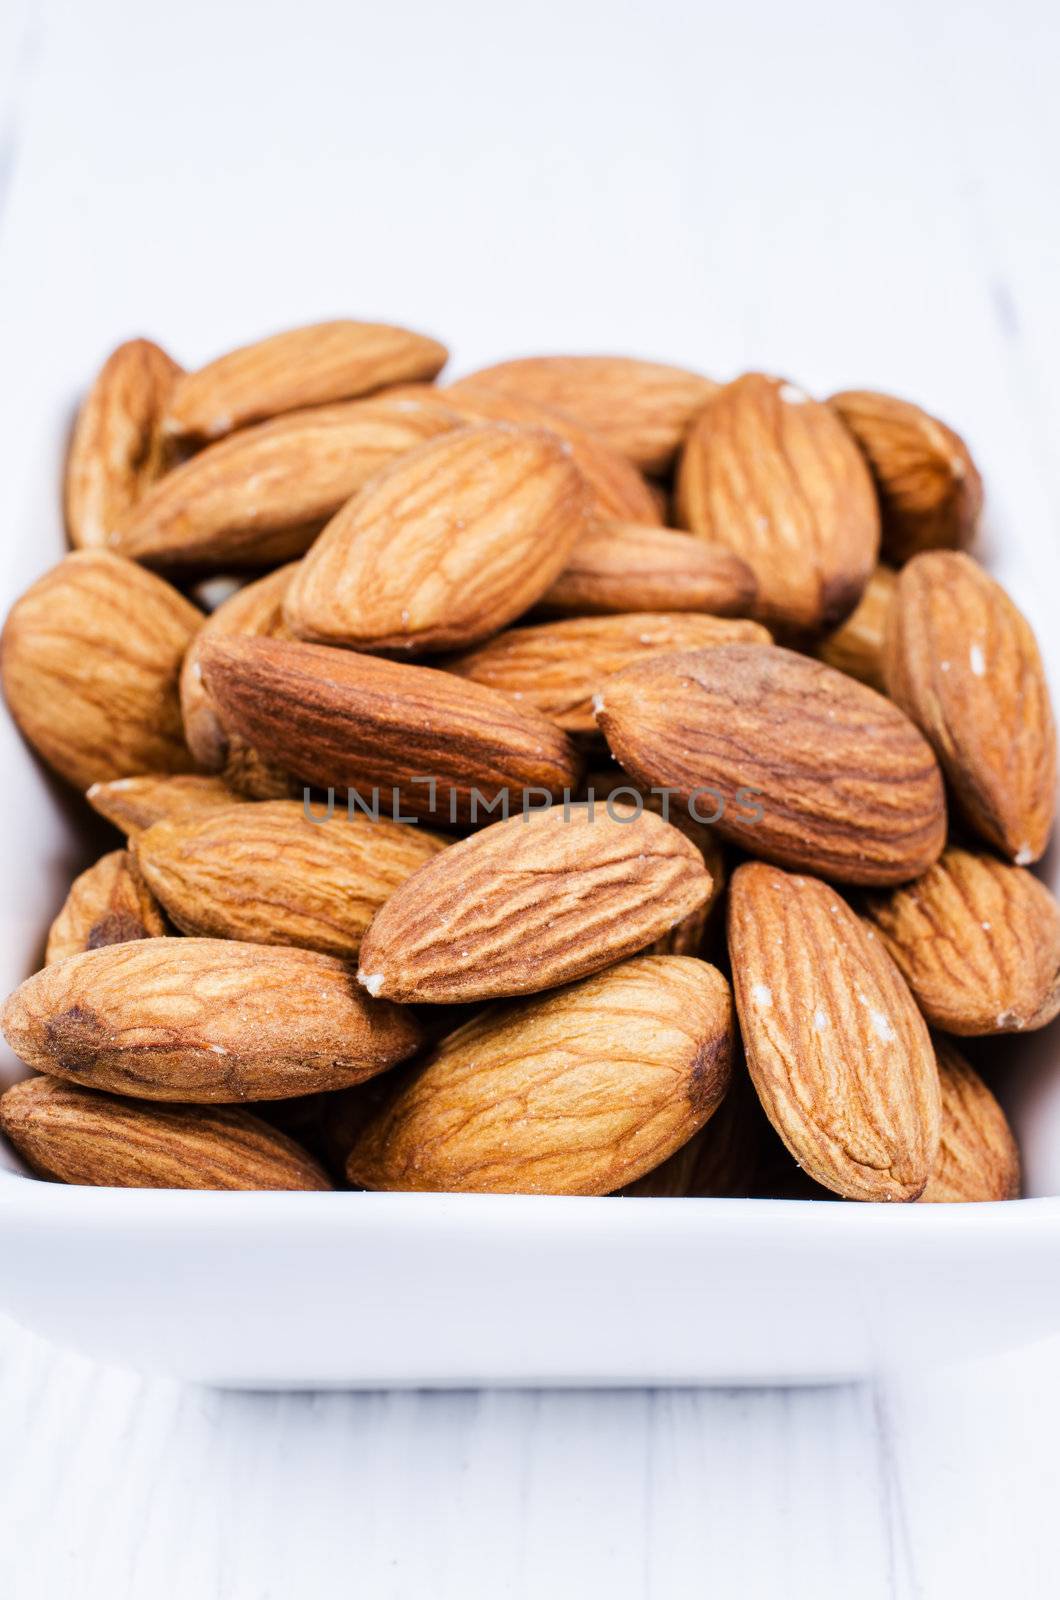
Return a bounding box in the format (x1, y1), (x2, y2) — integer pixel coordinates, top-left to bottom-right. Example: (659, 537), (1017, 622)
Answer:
(0, 319), (1055, 1203)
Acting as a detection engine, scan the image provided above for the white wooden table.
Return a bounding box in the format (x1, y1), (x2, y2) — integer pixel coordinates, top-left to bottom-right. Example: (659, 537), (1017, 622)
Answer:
(2, 1), (1059, 1593)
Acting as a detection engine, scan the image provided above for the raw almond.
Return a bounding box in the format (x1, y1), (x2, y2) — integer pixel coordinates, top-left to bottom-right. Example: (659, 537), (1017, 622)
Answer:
(0, 1075), (331, 1190)
(356, 802), (714, 1002)
(135, 799), (447, 958)
(456, 356), (719, 473)
(884, 550), (1057, 863)
(830, 389), (983, 564)
(0, 938), (423, 1103)
(87, 773), (245, 838)
(0, 551), (201, 789)
(620, 1067), (764, 1196)
(46, 850), (166, 965)
(676, 373), (880, 632)
(596, 643), (946, 885)
(163, 319), (448, 442)
(346, 954), (733, 1194)
(813, 563), (896, 692)
(863, 845), (1060, 1034)
(199, 636), (583, 825)
(727, 861), (941, 1201)
(65, 338), (183, 549)
(920, 1040), (1020, 1202)
(539, 521), (757, 618)
(284, 426), (592, 653)
(445, 612), (770, 734)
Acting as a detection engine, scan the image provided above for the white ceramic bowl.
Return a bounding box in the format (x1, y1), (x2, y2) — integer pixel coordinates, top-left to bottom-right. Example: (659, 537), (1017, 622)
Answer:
(1, 399), (1059, 1389)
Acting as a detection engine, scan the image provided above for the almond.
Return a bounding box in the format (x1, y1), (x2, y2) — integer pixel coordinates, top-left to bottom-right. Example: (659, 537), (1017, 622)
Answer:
(283, 425), (591, 653)
(920, 1040), (1020, 1202)
(456, 356), (719, 473)
(87, 773), (245, 838)
(0, 551), (201, 789)
(445, 612), (770, 734)
(0, 1076), (332, 1190)
(830, 390), (983, 564)
(727, 861), (941, 1201)
(539, 521), (757, 618)
(356, 801), (714, 1002)
(135, 799), (447, 958)
(596, 643), (946, 885)
(346, 954), (733, 1193)
(163, 320), (448, 442)
(863, 845), (1060, 1034)
(676, 373), (880, 632)
(46, 850), (166, 965)
(199, 636), (583, 825)
(620, 1067), (764, 1196)
(884, 550), (1057, 863)
(813, 563), (896, 692)
(0, 938), (423, 1102)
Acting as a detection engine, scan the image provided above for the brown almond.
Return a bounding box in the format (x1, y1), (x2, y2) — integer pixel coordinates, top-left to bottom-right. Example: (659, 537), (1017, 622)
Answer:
(830, 390), (983, 564)
(283, 426), (591, 653)
(727, 861), (941, 1201)
(920, 1040), (1020, 1202)
(87, 773), (246, 838)
(0, 938), (423, 1103)
(596, 643), (946, 885)
(620, 1068), (764, 1196)
(863, 845), (1060, 1034)
(346, 954), (733, 1194)
(539, 521), (758, 618)
(676, 373), (880, 632)
(163, 320), (448, 442)
(813, 564), (896, 692)
(46, 850), (166, 965)
(884, 550), (1057, 863)
(0, 1076), (331, 1190)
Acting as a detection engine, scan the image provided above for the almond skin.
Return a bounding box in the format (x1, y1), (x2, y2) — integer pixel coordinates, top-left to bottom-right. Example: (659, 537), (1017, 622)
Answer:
(135, 799), (447, 959)
(346, 955), (733, 1194)
(65, 338), (183, 550)
(727, 862), (941, 1201)
(114, 394), (459, 569)
(456, 356), (719, 474)
(284, 425), (592, 654)
(0, 551), (201, 790)
(539, 522), (758, 618)
(445, 612), (770, 734)
(830, 390), (983, 564)
(46, 850), (166, 965)
(676, 373), (880, 632)
(0, 938), (423, 1103)
(0, 1076), (332, 1190)
(162, 320), (448, 443)
(356, 802), (714, 1002)
(920, 1040), (1020, 1202)
(620, 1067), (765, 1196)
(813, 564), (896, 693)
(199, 636), (583, 825)
(863, 846), (1060, 1034)
(884, 550), (1057, 863)
(596, 643), (946, 885)
(87, 773), (246, 838)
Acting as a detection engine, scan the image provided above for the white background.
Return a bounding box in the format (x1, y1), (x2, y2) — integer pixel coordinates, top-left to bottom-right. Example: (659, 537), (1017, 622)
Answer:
(1, 0), (1059, 1594)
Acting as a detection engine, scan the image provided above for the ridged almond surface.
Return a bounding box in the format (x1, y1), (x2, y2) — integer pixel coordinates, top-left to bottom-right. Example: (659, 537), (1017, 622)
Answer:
(163, 320), (448, 442)
(457, 356), (719, 473)
(356, 802), (714, 1002)
(87, 773), (246, 838)
(539, 521), (757, 618)
(863, 846), (1060, 1034)
(135, 800), (447, 958)
(885, 551), (1057, 862)
(596, 643), (946, 885)
(813, 564), (896, 692)
(0, 1076), (332, 1190)
(727, 862), (941, 1201)
(65, 338), (182, 549)
(676, 373), (880, 632)
(445, 612), (770, 733)
(620, 1069), (764, 1196)
(346, 955), (734, 1194)
(46, 850), (166, 965)
(284, 425), (592, 653)
(199, 636), (583, 825)
(830, 390), (983, 564)
(920, 1041), (1020, 1202)
(114, 393), (460, 569)
(0, 551), (201, 790)
(0, 938), (423, 1103)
